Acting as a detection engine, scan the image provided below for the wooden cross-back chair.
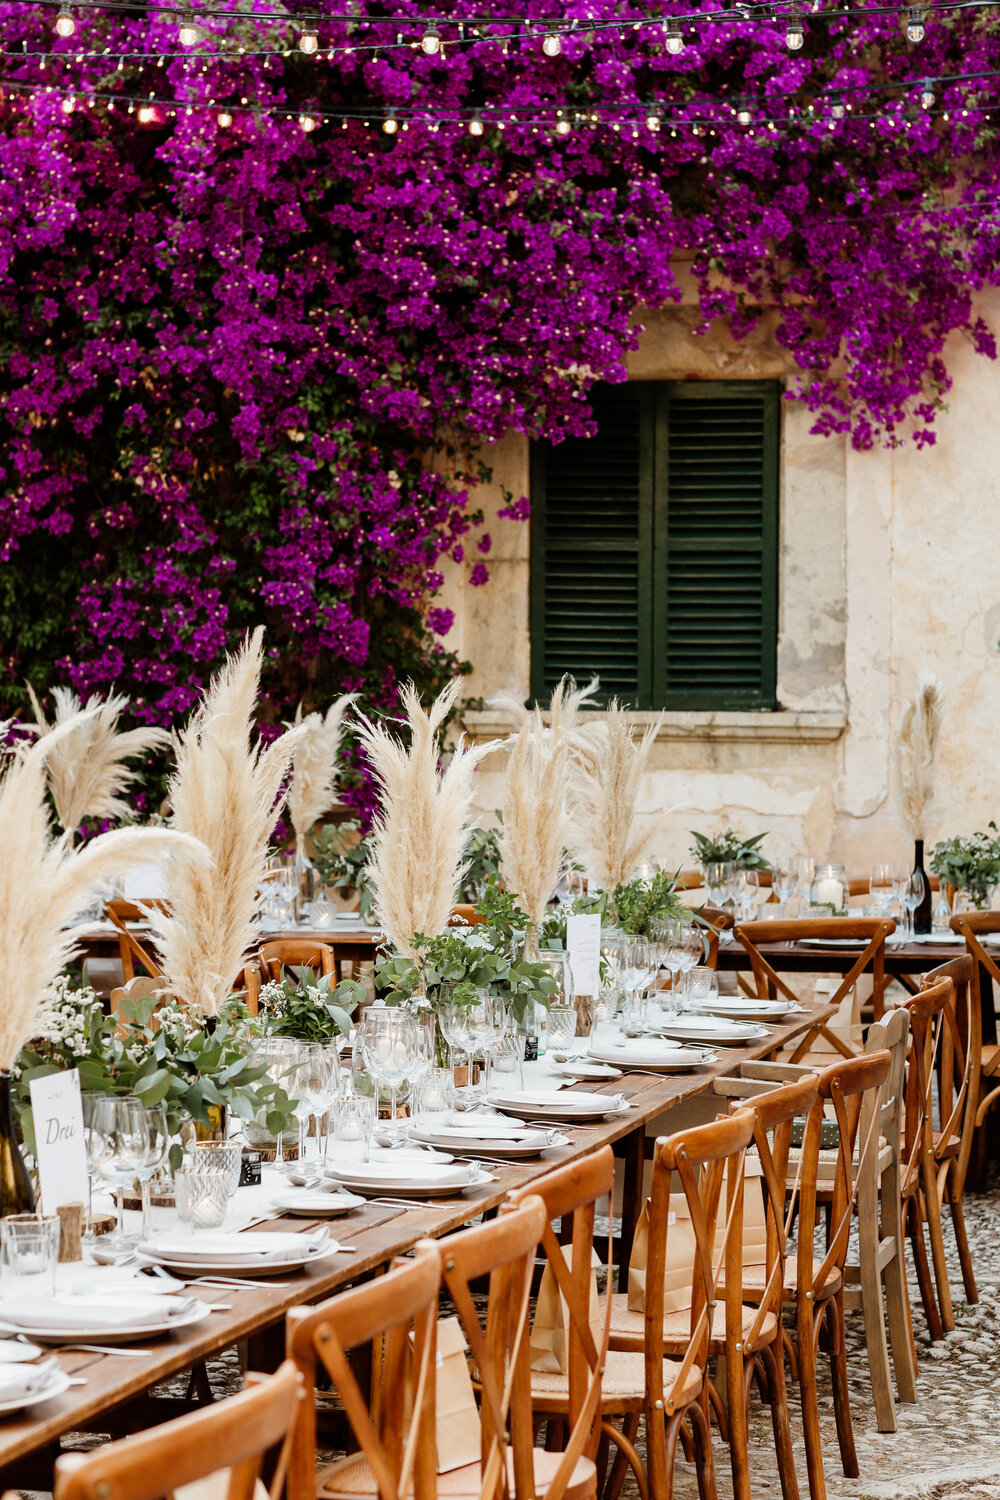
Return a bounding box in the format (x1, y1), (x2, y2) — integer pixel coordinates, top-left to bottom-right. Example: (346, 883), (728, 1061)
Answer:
(919, 955), (980, 1310)
(899, 976), (959, 1341)
(949, 910), (1000, 1178)
(734, 917), (896, 1049)
(51, 1360), (303, 1500)
(696, 905), (733, 973)
(285, 1245), (441, 1500)
(256, 939), (336, 985)
(602, 1109), (759, 1500)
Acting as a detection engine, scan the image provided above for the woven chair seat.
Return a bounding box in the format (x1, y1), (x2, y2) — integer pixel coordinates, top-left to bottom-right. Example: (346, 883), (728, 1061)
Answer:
(603, 1292), (778, 1356)
(529, 1348), (701, 1413)
(739, 1260), (842, 1300)
(319, 1448), (597, 1500)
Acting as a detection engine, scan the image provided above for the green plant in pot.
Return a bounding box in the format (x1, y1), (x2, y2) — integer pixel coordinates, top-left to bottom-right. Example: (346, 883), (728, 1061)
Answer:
(689, 828), (770, 871)
(930, 824), (1000, 910)
(258, 967), (365, 1042)
(607, 870), (696, 936)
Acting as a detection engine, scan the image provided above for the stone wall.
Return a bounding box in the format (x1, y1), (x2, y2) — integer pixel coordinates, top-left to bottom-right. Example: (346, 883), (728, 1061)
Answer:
(435, 285), (1000, 874)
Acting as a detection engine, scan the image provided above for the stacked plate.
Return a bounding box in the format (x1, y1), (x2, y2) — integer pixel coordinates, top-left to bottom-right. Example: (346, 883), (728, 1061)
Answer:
(687, 997), (803, 1023)
(0, 1358), (71, 1414)
(548, 1058), (623, 1081)
(409, 1114), (565, 1158)
(140, 1228), (335, 1277)
(650, 1015), (771, 1046)
(485, 1088), (631, 1122)
(586, 1038), (715, 1071)
(0, 1291), (212, 1344)
(270, 1187), (367, 1219)
(324, 1159), (494, 1198)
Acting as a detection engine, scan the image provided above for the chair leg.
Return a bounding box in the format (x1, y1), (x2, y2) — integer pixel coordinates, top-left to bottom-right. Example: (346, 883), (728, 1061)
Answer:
(599, 1418), (649, 1500)
(881, 1228), (918, 1404)
(856, 1207), (897, 1432)
(907, 1194), (944, 1343)
(689, 1394), (719, 1500)
(921, 1164), (955, 1333)
(602, 1411), (640, 1500)
(826, 1293), (859, 1479)
(760, 1342), (800, 1500)
(796, 1304), (827, 1500)
(947, 1190), (979, 1304)
(724, 1350), (751, 1500)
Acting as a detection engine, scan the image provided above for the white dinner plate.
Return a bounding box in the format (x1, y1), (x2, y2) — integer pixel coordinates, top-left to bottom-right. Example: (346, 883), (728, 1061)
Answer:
(653, 1017), (771, 1045)
(586, 1040), (714, 1071)
(325, 1161), (494, 1198)
(0, 1368), (72, 1414)
(0, 1300), (212, 1345)
(909, 931), (964, 945)
(550, 1060), (624, 1081)
(270, 1189), (367, 1218)
(0, 1339), (42, 1364)
(797, 937), (867, 948)
(408, 1124), (565, 1158)
(688, 998), (803, 1022)
(145, 1230), (329, 1265)
(486, 1089), (629, 1121)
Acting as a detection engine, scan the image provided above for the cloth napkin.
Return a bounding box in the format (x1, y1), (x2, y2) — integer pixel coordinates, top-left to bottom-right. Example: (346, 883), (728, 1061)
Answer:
(0, 1294), (198, 1330)
(434, 1111), (530, 1137)
(0, 1357), (61, 1403)
(150, 1229), (329, 1263)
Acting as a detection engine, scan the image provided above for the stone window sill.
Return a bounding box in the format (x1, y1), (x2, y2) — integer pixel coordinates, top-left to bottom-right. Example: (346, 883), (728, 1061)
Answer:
(461, 708), (846, 746)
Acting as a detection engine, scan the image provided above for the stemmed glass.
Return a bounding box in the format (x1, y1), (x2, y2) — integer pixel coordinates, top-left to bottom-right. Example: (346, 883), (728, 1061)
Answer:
(81, 1093), (105, 1246)
(439, 991), (476, 1096)
(903, 870), (926, 942)
(358, 1006), (415, 1146)
(288, 1043), (337, 1166)
(129, 1101), (169, 1242)
(404, 1013), (436, 1119)
(90, 1096), (153, 1250)
(468, 994), (505, 1100)
(772, 860), (797, 915)
(870, 863), (896, 914)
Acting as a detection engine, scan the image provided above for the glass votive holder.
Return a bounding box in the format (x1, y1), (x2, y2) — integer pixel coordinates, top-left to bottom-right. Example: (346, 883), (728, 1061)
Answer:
(414, 1067), (453, 1116)
(188, 1141), (243, 1197)
(591, 988), (622, 1032)
(546, 1004), (577, 1052)
(685, 966), (719, 1010)
(0, 1214), (60, 1298)
(617, 992), (647, 1040)
(174, 1167), (230, 1229)
(330, 1091), (376, 1159)
(488, 1036), (526, 1092)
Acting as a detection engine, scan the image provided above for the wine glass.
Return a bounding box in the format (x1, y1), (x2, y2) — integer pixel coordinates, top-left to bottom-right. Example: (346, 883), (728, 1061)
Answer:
(127, 1101), (169, 1242)
(404, 1013), (436, 1119)
(468, 993), (505, 1100)
(439, 990), (476, 1098)
(903, 870), (926, 942)
(81, 1092), (106, 1246)
(358, 1006), (415, 1146)
(772, 860), (797, 914)
(870, 863), (896, 914)
(288, 1043), (336, 1166)
(91, 1097), (152, 1250)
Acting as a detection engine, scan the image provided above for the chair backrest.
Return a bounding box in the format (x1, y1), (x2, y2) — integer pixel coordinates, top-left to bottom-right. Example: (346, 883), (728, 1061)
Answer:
(506, 1147), (613, 1462)
(921, 955), (979, 1190)
(800, 1050), (891, 1294)
(646, 1110), (756, 1427)
(900, 976), (955, 1200)
(698, 904), (733, 971)
(257, 939), (335, 985)
(285, 1245), (441, 1500)
(106, 897), (171, 982)
(741, 1074), (820, 1336)
(951, 908), (1000, 1015)
(734, 915), (895, 1029)
(428, 1197), (548, 1500)
(54, 1360), (303, 1500)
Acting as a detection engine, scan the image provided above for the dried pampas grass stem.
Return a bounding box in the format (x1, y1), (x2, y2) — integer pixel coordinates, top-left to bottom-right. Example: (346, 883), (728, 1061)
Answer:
(26, 686), (169, 839)
(287, 694), (358, 860)
(499, 711), (572, 927)
(897, 670), (945, 841)
(570, 701), (663, 892)
(488, 674), (600, 733)
(148, 628), (304, 1018)
(357, 679), (500, 958)
(0, 723), (208, 1070)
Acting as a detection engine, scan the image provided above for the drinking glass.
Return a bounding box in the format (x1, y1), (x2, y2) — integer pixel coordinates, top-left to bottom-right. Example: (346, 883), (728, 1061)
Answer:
(288, 1043), (337, 1166)
(174, 1167), (230, 1230)
(552, 870), (584, 906)
(870, 863), (896, 913)
(414, 1067), (454, 1115)
(439, 991), (476, 1094)
(403, 1014), (436, 1119)
(91, 1095), (153, 1249)
(547, 1004), (577, 1053)
(330, 1090), (376, 1159)
(675, 923), (705, 977)
(189, 1141), (243, 1197)
(591, 988), (621, 1035)
(617, 991), (647, 1040)
(81, 1092), (106, 1245)
(468, 994), (505, 1099)
(489, 1034), (526, 1092)
(0, 1214), (60, 1298)
(772, 860), (797, 912)
(685, 966), (719, 1011)
(903, 870), (926, 941)
(358, 1006), (415, 1145)
(703, 861), (730, 906)
(128, 1101), (169, 1241)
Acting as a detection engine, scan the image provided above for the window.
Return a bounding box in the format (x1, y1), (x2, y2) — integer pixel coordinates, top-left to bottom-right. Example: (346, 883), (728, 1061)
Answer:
(529, 380), (780, 711)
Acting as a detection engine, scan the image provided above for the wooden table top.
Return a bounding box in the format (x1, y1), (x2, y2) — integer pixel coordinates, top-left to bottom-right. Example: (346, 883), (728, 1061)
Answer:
(0, 1000), (835, 1474)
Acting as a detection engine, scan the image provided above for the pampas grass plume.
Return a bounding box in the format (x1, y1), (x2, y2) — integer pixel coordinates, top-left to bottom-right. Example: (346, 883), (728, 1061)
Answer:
(287, 694), (358, 859)
(357, 679), (500, 958)
(570, 700), (663, 892)
(897, 670), (945, 840)
(499, 711), (572, 927)
(0, 723), (208, 1069)
(488, 674), (600, 733)
(26, 685), (169, 838)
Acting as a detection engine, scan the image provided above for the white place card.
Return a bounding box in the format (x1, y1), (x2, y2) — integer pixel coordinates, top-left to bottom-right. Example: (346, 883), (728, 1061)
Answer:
(566, 913), (601, 997)
(29, 1068), (88, 1213)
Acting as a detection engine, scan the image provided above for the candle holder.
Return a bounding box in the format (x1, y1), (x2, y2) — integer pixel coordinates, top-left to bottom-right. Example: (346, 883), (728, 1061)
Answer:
(810, 863), (847, 914)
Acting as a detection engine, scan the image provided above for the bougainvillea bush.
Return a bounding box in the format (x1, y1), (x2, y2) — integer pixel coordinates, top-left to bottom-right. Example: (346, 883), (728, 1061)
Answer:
(1, 0), (999, 817)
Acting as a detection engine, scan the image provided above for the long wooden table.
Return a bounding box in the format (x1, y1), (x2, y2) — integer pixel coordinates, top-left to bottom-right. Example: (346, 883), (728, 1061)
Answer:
(0, 1001), (835, 1482)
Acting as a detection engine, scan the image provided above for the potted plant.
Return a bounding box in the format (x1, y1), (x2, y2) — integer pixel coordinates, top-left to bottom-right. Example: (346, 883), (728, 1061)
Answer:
(930, 825), (1000, 910)
(258, 968), (364, 1042)
(689, 828), (771, 871)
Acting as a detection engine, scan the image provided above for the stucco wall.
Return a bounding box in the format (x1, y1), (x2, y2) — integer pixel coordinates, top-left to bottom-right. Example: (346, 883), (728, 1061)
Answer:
(435, 288), (1000, 876)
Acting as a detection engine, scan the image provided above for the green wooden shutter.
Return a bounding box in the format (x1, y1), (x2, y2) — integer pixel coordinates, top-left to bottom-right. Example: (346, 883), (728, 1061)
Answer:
(654, 382), (779, 710)
(530, 385), (652, 705)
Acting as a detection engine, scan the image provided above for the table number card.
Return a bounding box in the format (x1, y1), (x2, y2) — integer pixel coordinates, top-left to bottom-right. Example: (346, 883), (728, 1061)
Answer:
(566, 912), (601, 997)
(29, 1068), (88, 1213)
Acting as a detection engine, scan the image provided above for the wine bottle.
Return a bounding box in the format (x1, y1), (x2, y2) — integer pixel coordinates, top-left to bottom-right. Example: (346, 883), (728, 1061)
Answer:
(912, 839), (933, 937)
(0, 1071), (35, 1217)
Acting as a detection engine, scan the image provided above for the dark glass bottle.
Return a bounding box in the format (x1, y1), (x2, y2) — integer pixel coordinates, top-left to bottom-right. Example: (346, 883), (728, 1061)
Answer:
(0, 1071), (35, 1217)
(912, 839), (933, 936)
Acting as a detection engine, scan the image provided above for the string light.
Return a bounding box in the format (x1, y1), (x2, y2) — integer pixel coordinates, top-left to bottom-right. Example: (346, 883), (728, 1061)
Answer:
(786, 11), (805, 48)
(906, 6), (926, 39)
(468, 108), (484, 133)
(556, 113), (570, 133)
(542, 30), (561, 56)
(921, 79), (936, 106)
(54, 4), (75, 37)
(298, 111), (316, 129)
(831, 94), (846, 117)
(663, 20), (684, 54)
(420, 21), (440, 54)
(217, 107), (232, 125)
(645, 106), (660, 129)
(177, 11), (198, 45)
(737, 102), (751, 124)
(382, 107), (397, 132)
(298, 23), (318, 53)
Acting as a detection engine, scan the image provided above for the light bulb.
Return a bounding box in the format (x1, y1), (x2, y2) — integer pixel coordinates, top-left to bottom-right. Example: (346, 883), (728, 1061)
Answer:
(382, 111), (397, 134)
(921, 81), (935, 109)
(646, 111), (660, 131)
(664, 21), (684, 54)
(786, 14), (804, 48)
(60, 94), (74, 113)
(138, 103), (158, 123)
(469, 111), (484, 135)
(299, 114), (317, 131)
(421, 22), (441, 55)
(831, 95), (845, 119)
(54, 5), (76, 38)
(907, 7), (926, 41)
(542, 31), (562, 56)
(178, 13), (198, 46)
(217, 109), (232, 127)
(299, 25), (318, 53)
(556, 117), (571, 134)
(737, 104), (751, 125)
